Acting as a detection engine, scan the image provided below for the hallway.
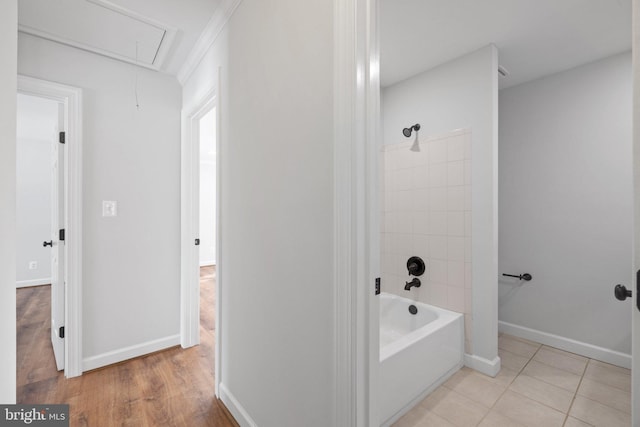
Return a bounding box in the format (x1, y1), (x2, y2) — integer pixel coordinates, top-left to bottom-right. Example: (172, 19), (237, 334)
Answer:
(16, 266), (237, 426)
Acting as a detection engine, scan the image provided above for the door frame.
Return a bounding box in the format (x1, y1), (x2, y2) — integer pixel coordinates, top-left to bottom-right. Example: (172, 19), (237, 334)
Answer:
(333, 0), (380, 425)
(17, 75), (83, 378)
(632, 0), (639, 424)
(180, 83), (221, 393)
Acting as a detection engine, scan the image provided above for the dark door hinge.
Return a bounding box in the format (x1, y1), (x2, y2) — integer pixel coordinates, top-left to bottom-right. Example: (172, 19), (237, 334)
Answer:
(195, 238), (200, 246)
(59, 131), (66, 144)
(59, 229), (65, 241)
(59, 326), (65, 339)
(636, 270), (640, 313)
(375, 277), (381, 295)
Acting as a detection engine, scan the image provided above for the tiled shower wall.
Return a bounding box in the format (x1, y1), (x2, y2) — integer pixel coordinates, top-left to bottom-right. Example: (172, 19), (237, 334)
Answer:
(380, 128), (473, 352)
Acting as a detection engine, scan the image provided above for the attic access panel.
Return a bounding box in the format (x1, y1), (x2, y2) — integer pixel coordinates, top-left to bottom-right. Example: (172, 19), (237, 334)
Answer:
(18, 0), (177, 71)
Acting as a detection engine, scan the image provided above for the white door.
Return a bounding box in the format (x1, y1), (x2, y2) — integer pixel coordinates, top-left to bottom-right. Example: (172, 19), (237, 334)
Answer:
(49, 105), (65, 371)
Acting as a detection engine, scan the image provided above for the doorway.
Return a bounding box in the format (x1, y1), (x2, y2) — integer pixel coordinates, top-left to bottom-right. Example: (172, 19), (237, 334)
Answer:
(16, 93), (64, 386)
(17, 75), (83, 379)
(180, 88), (220, 394)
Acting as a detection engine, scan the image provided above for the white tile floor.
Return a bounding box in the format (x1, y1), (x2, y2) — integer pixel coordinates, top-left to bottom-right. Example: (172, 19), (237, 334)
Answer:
(394, 334), (631, 427)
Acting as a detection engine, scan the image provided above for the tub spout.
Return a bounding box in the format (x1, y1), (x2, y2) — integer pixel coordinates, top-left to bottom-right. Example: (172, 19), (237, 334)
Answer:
(404, 278), (421, 291)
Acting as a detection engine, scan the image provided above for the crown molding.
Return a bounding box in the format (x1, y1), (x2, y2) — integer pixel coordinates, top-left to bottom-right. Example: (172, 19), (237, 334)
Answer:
(177, 0), (242, 85)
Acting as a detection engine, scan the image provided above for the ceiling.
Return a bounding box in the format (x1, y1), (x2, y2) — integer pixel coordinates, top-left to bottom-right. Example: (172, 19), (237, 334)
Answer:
(380, 0), (632, 89)
(18, 0), (221, 75)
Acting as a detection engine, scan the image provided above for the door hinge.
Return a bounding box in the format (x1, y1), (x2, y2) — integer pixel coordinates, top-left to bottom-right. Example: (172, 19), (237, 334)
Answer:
(636, 270), (640, 312)
(59, 326), (65, 339)
(195, 238), (200, 246)
(59, 131), (66, 144)
(59, 229), (65, 241)
(375, 277), (381, 295)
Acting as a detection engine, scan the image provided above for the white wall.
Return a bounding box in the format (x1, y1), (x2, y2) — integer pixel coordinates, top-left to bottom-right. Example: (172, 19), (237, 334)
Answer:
(199, 107), (216, 266)
(499, 53), (633, 357)
(0, 0), (17, 404)
(18, 33), (183, 368)
(382, 45), (500, 372)
(16, 94), (57, 287)
(182, 0), (335, 424)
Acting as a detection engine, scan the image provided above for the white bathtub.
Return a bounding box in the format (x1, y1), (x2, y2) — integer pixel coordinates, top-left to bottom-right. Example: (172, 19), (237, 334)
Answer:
(379, 292), (464, 426)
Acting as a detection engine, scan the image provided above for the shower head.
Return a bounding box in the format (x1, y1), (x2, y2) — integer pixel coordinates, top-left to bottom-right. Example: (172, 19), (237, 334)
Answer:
(403, 123), (421, 138)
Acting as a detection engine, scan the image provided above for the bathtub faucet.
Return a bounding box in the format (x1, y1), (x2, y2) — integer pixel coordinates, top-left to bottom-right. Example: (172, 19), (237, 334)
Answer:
(404, 278), (421, 291)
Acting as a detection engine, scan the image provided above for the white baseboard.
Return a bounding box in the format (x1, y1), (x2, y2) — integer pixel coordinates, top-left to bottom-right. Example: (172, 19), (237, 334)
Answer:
(16, 278), (51, 288)
(82, 334), (180, 372)
(200, 260), (216, 267)
(464, 353), (501, 377)
(499, 321), (631, 369)
(219, 382), (257, 427)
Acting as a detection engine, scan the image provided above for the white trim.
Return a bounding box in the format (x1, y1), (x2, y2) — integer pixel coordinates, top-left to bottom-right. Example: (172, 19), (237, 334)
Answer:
(499, 321), (632, 369)
(177, 0), (243, 85)
(214, 67), (223, 398)
(219, 383), (257, 427)
(82, 335), (180, 372)
(16, 278), (51, 288)
(199, 260), (216, 267)
(181, 88), (216, 350)
(19, 0), (177, 72)
(334, 0), (378, 425)
(463, 353), (501, 377)
(18, 75), (83, 379)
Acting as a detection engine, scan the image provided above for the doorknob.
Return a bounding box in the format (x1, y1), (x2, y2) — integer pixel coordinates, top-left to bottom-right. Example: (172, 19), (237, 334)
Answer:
(614, 284), (632, 301)
(43, 240), (53, 247)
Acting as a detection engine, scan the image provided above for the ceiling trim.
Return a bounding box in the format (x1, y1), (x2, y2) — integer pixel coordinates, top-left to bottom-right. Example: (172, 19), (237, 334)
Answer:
(18, 0), (178, 72)
(177, 0), (243, 85)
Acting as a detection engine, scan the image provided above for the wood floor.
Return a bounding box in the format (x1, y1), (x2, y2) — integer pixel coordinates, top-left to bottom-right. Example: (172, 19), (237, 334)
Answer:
(17, 266), (238, 427)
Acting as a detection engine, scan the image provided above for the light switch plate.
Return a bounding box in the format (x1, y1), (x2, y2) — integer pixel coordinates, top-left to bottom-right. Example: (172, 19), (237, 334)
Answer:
(103, 200), (117, 217)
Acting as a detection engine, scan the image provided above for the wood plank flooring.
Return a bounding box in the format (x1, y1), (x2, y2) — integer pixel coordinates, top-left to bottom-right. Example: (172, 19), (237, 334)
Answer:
(17, 266), (238, 427)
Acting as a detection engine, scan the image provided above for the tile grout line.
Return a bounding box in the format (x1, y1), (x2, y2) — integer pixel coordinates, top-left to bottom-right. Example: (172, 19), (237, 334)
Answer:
(472, 342), (543, 426)
(560, 357), (591, 427)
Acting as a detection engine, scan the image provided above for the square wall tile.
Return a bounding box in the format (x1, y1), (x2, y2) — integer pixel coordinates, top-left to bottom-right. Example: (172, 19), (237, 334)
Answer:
(429, 259), (448, 283)
(429, 139), (447, 164)
(429, 211), (448, 236)
(429, 163), (447, 187)
(430, 236), (448, 260)
(465, 211), (472, 236)
(447, 261), (465, 287)
(447, 161), (464, 186)
(413, 188), (429, 211)
(447, 212), (464, 236)
(411, 166), (429, 189)
(396, 190), (412, 212)
(447, 186), (465, 211)
(464, 185), (472, 211)
(464, 159), (472, 185)
(465, 263), (472, 288)
(463, 133), (472, 160)
(447, 287), (465, 312)
(447, 236), (465, 261)
(431, 284), (448, 307)
(429, 187), (447, 211)
(396, 168), (412, 191)
(465, 237), (472, 262)
(414, 144), (429, 165)
(397, 212), (412, 233)
(412, 234), (429, 261)
(412, 210), (429, 235)
(447, 135), (465, 162)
